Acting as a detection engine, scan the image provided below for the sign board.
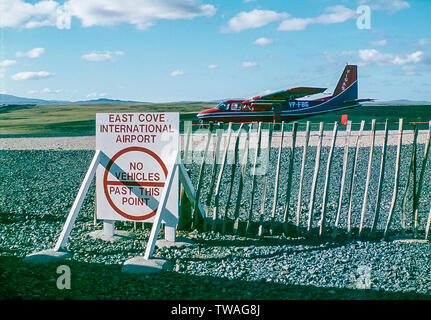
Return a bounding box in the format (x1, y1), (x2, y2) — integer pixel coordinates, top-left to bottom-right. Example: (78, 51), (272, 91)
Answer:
(96, 113), (179, 222)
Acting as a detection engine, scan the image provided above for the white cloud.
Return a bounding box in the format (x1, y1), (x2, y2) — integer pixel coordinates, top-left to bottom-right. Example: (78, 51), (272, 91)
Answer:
(0, 59), (16, 67)
(81, 51), (124, 62)
(253, 37), (273, 46)
(16, 47), (45, 58)
(42, 87), (63, 93)
(11, 71), (54, 80)
(314, 5), (357, 24)
(86, 92), (107, 99)
(0, 0), (58, 28)
(1, 0), (216, 30)
(67, 0), (216, 30)
(241, 61), (257, 68)
(170, 69), (184, 77)
(278, 18), (312, 31)
(357, 49), (424, 66)
(222, 9), (288, 33)
(208, 64), (218, 69)
(369, 40), (387, 47)
(392, 51), (423, 65)
(278, 5), (357, 31)
(27, 90), (38, 94)
(418, 38), (431, 46)
(358, 0), (410, 13)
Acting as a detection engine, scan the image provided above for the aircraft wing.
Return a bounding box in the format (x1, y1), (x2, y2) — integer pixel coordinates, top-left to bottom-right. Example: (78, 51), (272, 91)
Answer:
(343, 98), (376, 106)
(251, 87), (327, 101)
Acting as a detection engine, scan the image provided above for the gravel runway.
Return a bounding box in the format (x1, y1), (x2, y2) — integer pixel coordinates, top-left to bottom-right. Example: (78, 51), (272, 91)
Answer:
(0, 135), (430, 299)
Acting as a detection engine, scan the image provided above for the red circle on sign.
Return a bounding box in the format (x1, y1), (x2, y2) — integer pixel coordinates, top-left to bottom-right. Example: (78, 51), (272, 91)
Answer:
(103, 146), (168, 221)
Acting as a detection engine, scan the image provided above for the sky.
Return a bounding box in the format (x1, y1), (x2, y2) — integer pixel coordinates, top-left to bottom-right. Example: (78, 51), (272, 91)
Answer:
(0, 0), (430, 102)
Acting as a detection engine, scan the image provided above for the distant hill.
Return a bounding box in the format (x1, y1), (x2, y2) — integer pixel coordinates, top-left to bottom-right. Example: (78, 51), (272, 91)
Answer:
(68, 98), (148, 105)
(0, 94), (67, 105)
(0, 94), (146, 106)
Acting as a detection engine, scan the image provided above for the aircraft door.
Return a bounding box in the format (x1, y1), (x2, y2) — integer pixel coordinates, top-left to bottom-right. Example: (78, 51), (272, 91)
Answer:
(273, 103), (281, 123)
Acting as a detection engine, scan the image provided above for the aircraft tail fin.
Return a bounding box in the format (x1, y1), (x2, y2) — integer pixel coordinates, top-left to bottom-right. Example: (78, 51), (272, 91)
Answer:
(333, 64), (357, 97)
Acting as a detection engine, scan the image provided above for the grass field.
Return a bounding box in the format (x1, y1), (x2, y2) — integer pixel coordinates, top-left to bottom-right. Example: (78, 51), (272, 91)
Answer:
(0, 103), (430, 136)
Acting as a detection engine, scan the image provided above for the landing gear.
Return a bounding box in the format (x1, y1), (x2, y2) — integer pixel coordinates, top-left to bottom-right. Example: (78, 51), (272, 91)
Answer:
(198, 118), (205, 129)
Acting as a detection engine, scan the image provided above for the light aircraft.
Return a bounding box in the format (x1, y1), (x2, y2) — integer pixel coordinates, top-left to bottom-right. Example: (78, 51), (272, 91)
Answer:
(197, 64), (373, 123)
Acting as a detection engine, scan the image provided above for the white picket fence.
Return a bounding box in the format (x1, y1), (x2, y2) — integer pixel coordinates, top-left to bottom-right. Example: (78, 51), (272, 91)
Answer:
(180, 119), (431, 240)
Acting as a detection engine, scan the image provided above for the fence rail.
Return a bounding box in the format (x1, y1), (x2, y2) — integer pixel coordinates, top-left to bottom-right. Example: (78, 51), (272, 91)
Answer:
(180, 119), (431, 240)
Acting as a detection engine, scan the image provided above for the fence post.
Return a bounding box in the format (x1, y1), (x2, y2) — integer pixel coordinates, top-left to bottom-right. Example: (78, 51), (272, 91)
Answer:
(333, 121), (351, 238)
(295, 121), (311, 232)
(307, 122), (324, 232)
(204, 124), (223, 218)
(222, 123), (244, 234)
(183, 120), (193, 165)
(258, 124), (273, 237)
(319, 122), (338, 236)
(233, 124), (251, 235)
(270, 121), (286, 235)
(384, 119), (403, 239)
(282, 122), (298, 235)
(359, 119), (376, 237)
(400, 125), (418, 235)
(413, 120), (431, 238)
(246, 122), (263, 234)
(425, 205), (431, 240)
(347, 120), (365, 236)
(191, 123), (213, 230)
(369, 119), (389, 238)
(212, 122), (233, 232)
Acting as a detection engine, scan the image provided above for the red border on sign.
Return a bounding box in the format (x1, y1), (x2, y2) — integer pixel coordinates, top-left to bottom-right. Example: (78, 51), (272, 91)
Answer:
(103, 146), (168, 221)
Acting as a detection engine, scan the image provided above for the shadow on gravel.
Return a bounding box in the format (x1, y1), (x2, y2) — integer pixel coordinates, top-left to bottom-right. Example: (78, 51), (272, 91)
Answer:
(184, 237), (352, 262)
(192, 234), (355, 247)
(1, 256), (429, 300)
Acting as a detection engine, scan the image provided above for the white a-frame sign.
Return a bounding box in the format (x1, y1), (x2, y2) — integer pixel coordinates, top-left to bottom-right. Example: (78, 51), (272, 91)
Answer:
(50, 112), (204, 260)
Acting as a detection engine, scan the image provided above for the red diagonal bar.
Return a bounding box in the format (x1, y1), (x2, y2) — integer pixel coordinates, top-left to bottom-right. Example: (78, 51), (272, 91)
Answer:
(106, 180), (165, 187)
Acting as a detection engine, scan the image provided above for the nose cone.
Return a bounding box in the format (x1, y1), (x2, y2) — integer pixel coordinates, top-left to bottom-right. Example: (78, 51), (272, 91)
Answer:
(197, 108), (219, 118)
(198, 108), (219, 115)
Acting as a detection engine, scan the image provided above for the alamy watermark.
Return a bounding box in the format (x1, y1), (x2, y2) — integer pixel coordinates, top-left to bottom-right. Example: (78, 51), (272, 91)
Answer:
(56, 265), (71, 290)
(56, 3), (72, 30)
(182, 122), (270, 176)
(355, 265), (371, 289)
(357, 5), (371, 29)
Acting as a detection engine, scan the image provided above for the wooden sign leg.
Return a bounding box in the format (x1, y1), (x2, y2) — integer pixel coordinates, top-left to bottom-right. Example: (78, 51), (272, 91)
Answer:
(144, 161), (179, 260)
(54, 150), (101, 251)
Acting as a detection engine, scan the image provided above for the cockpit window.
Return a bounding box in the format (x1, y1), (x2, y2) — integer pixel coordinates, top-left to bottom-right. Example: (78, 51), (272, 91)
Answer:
(216, 102), (228, 111)
(230, 103), (241, 111)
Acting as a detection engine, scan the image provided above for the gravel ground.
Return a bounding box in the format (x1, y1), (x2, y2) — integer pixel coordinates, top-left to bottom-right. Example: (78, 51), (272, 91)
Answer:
(0, 136), (430, 300)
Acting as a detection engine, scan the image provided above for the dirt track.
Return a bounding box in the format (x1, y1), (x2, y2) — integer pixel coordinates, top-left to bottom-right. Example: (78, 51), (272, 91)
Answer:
(0, 129), (429, 151)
